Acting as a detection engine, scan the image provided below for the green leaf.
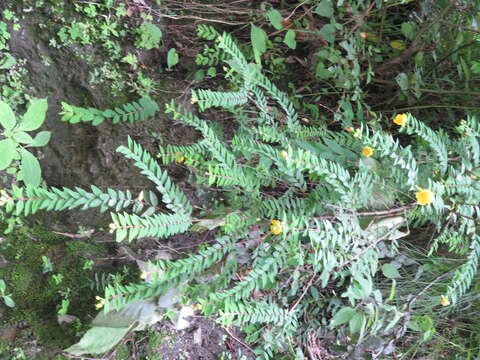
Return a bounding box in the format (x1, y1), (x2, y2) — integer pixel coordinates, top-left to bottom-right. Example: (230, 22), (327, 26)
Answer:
(283, 30), (296, 49)
(64, 326), (131, 355)
(315, 61), (333, 79)
(30, 131), (51, 147)
(3, 295), (15, 308)
(401, 22), (415, 40)
(93, 299), (162, 328)
(381, 263), (401, 279)
(331, 307), (356, 327)
(0, 139), (17, 170)
(314, 0), (334, 18)
(266, 9), (283, 30)
(12, 131), (33, 144)
(20, 98), (48, 131)
(0, 100), (16, 130)
(0, 53), (17, 69)
(319, 24), (336, 43)
(395, 72), (409, 91)
(20, 149), (42, 186)
(349, 311), (364, 334)
(167, 48), (179, 69)
(251, 24), (267, 63)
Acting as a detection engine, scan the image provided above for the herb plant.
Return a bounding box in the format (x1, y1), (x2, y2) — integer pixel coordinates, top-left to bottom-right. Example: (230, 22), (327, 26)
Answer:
(1, 29), (479, 358)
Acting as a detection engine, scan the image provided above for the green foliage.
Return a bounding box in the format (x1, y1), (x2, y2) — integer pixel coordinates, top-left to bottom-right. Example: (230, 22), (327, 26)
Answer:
(0, 278), (15, 307)
(3, 1), (480, 357)
(60, 97), (159, 126)
(5, 25), (480, 356)
(0, 98), (50, 186)
(135, 23), (162, 50)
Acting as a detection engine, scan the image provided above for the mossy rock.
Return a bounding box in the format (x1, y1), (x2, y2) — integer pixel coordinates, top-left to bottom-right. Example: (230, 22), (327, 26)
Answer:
(0, 224), (110, 350)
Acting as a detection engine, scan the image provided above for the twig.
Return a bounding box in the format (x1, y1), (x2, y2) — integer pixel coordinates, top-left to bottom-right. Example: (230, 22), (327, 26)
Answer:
(223, 326), (255, 355)
(289, 274), (316, 313)
(405, 269), (454, 308)
(375, 1), (455, 74)
(323, 202), (416, 217)
(335, 222), (404, 271)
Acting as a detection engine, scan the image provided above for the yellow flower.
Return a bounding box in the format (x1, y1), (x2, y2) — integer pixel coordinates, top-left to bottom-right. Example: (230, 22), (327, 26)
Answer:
(362, 146), (374, 157)
(440, 295), (450, 307)
(280, 150), (289, 159)
(173, 152), (185, 163)
(95, 296), (105, 310)
(193, 303), (203, 311)
(416, 189), (435, 206)
(190, 95), (197, 104)
(140, 270), (148, 280)
(270, 220), (283, 235)
(393, 113), (408, 126)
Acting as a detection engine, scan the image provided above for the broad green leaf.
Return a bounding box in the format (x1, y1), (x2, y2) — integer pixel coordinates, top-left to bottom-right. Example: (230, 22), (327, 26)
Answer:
(20, 149), (42, 186)
(395, 72), (409, 91)
(167, 48), (179, 69)
(331, 306), (356, 327)
(283, 30), (296, 49)
(64, 326), (131, 355)
(266, 9), (283, 30)
(0, 53), (17, 69)
(315, 61), (333, 79)
(20, 98), (48, 131)
(349, 311), (364, 334)
(3, 295), (15, 308)
(0, 279), (5, 291)
(12, 131), (33, 144)
(381, 263), (401, 279)
(319, 24), (336, 43)
(314, 0), (334, 18)
(0, 100), (16, 130)
(0, 138), (17, 170)
(30, 131), (51, 147)
(401, 22), (415, 40)
(251, 24), (267, 64)
(66, 299), (162, 355)
(93, 299), (161, 328)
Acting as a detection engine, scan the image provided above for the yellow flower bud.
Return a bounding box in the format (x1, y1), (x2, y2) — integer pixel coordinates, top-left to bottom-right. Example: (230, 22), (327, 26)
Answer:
(393, 114), (408, 126)
(108, 223), (116, 234)
(362, 146), (374, 158)
(440, 295), (450, 307)
(280, 150), (289, 159)
(416, 189), (434, 206)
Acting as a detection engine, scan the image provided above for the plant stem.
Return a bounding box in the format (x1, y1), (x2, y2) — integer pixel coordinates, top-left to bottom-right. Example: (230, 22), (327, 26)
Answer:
(381, 105), (480, 113)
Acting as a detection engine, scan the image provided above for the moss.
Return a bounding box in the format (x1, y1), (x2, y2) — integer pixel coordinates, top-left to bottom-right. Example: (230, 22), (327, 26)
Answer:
(0, 223), (110, 350)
